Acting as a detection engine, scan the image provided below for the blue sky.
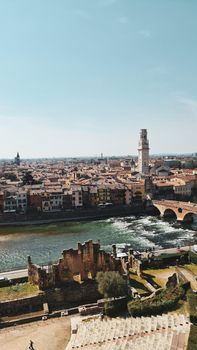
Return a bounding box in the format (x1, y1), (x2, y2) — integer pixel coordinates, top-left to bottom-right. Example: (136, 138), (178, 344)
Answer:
(0, 0), (197, 158)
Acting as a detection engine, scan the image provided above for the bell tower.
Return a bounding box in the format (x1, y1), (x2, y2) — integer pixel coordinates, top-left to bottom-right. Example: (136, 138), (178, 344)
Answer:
(138, 129), (149, 174)
(15, 152), (21, 166)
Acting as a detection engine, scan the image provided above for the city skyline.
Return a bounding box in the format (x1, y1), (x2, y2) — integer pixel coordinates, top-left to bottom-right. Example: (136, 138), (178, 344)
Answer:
(0, 0), (197, 157)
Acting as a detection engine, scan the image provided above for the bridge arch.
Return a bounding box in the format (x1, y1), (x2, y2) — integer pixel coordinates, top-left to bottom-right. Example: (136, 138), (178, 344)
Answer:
(153, 200), (197, 222)
(183, 212), (197, 223)
(153, 206), (161, 216)
(163, 208), (177, 220)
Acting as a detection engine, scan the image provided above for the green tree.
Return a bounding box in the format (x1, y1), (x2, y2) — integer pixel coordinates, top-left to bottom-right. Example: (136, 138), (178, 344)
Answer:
(4, 173), (18, 181)
(96, 271), (127, 299)
(22, 171), (34, 185)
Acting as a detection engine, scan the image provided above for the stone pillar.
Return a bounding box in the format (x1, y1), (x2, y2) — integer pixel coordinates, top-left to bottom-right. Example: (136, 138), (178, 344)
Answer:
(112, 244), (117, 258)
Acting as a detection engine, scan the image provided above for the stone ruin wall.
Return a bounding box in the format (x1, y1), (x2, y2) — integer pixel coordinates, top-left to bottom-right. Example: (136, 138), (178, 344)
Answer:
(28, 256), (40, 286)
(28, 240), (124, 290)
(127, 250), (141, 276)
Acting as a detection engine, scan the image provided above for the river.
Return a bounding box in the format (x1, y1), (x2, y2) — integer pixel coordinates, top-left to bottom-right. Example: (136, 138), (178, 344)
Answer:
(0, 215), (197, 272)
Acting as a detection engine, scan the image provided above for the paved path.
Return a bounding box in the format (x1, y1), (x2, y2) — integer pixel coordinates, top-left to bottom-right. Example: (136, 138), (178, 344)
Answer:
(0, 316), (71, 350)
(141, 245), (192, 259)
(178, 267), (197, 291)
(0, 268), (28, 280)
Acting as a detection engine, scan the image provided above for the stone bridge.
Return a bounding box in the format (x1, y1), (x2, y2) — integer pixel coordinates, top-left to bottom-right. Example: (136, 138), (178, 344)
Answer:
(153, 200), (197, 222)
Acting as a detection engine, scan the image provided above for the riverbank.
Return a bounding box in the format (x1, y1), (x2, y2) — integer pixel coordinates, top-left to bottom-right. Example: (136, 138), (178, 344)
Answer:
(0, 204), (155, 227)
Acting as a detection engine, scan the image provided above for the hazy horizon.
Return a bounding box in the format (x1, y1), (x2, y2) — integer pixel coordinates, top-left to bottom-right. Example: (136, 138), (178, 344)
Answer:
(0, 152), (196, 162)
(0, 0), (197, 157)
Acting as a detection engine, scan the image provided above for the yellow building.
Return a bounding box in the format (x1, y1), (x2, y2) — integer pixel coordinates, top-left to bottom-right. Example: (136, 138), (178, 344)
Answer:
(125, 180), (145, 204)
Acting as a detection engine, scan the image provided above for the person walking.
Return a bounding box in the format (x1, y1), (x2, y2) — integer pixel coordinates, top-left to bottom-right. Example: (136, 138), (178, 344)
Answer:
(29, 340), (35, 350)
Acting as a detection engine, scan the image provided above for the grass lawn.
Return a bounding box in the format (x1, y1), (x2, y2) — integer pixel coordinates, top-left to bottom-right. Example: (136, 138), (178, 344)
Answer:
(184, 264), (197, 276)
(168, 299), (189, 316)
(187, 325), (197, 350)
(0, 283), (39, 301)
(129, 273), (149, 294)
(142, 267), (176, 288)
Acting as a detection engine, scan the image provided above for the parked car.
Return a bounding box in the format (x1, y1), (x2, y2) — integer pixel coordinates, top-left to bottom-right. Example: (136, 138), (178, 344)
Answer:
(42, 316), (47, 321)
(0, 277), (12, 287)
(61, 310), (68, 317)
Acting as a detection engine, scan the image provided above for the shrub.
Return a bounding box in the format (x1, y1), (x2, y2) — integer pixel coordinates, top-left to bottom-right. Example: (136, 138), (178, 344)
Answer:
(96, 271), (127, 299)
(187, 290), (197, 324)
(187, 325), (197, 350)
(128, 285), (185, 317)
(188, 251), (197, 264)
(104, 297), (128, 317)
(104, 301), (116, 316)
